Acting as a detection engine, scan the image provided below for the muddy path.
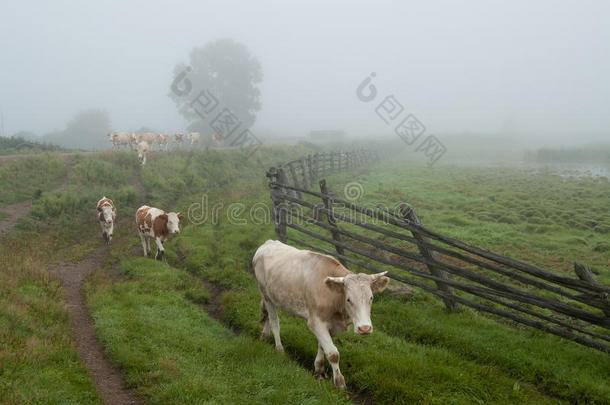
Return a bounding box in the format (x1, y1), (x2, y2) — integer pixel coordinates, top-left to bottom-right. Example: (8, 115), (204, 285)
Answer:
(0, 156), (73, 238)
(56, 168), (146, 405)
(58, 243), (143, 405)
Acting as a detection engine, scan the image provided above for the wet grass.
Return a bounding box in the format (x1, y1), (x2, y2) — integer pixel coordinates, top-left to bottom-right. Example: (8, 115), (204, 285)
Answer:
(85, 257), (348, 404)
(0, 227), (103, 405)
(3, 147), (609, 404)
(168, 157), (609, 404)
(0, 153), (66, 206)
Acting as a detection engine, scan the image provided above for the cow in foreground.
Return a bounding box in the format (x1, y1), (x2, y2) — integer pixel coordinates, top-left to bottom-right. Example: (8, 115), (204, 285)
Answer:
(253, 240), (389, 389)
(96, 197), (116, 244)
(135, 205), (183, 262)
(136, 141), (149, 165)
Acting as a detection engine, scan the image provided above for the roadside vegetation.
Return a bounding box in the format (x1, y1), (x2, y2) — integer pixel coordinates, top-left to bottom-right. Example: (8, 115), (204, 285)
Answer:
(27, 152), (139, 229)
(0, 153), (66, 206)
(0, 135), (65, 156)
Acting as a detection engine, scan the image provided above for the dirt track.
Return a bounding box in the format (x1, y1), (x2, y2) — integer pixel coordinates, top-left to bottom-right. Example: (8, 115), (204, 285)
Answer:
(53, 170), (147, 405)
(58, 244), (143, 405)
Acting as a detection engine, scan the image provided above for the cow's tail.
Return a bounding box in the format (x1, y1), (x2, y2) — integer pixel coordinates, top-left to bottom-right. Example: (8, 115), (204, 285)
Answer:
(258, 299), (268, 323)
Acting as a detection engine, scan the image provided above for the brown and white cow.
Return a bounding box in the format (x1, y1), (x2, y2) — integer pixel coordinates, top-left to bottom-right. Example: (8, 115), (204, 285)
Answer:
(135, 205), (183, 262)
(253, 240), (389, 389)
(157, 133), (170, 151)
(96, 196), (116, 244)
(136, 141), (149, 165)
(187, 132), (200, 146)
(174, 133), (184, 148)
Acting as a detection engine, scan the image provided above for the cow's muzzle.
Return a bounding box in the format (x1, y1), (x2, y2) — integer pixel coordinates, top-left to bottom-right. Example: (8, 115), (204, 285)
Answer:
(356, 325), (372, 335)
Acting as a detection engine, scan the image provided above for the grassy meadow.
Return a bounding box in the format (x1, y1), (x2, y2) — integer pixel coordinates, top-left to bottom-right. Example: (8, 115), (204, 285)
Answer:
(0, 153), (67, 206)
(0, 144), (609, 404)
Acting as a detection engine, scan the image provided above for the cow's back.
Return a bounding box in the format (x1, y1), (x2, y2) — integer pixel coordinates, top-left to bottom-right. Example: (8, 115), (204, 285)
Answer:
(254, 240), (348, 319)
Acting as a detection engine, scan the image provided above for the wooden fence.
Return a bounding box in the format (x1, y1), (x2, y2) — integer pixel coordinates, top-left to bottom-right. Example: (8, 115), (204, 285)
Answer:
(266, 157), (610, 353)
(275, 149), (380, 192)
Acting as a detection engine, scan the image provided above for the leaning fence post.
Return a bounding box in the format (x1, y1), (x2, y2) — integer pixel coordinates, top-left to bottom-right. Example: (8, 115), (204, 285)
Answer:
(399, 203), (460, 312)
(288, 162), (302, 199)
(574, 262), (610, 317)
(319, 179), (348, 267)
(267, 167), (287, 242)
(307, 154), (314, 185)
(321, 152), (327, 177)
(300, 158), (309, 189)
(278, 165), (296, 200)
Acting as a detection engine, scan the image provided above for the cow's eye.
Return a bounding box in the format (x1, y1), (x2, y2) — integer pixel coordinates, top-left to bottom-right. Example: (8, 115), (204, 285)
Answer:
(347, 298), (352, 303)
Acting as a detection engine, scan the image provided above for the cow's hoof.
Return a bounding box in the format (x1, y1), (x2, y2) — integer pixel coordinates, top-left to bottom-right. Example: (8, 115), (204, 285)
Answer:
(260, 332), (269, 341)
(314, 370), (329, 380)
(333, 374), (346, 390)
(275, 345), (285, 353)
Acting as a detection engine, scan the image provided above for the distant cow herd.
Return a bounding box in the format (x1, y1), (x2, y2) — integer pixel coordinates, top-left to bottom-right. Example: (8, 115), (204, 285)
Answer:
(96, 170), (389, 390)
(107, 131), (202, 166)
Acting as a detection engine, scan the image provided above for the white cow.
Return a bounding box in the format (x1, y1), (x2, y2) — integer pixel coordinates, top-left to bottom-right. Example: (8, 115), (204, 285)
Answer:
(96, 196), (116, 244)
(187, 132), (201, 146)
(135, 205), (183, 262)
(157, 133), (170, 151)
(133, 132), (156, 148)
(253, 240), (389, 389)
(108, 131), (133, 150)
(136, 141), (149, 165)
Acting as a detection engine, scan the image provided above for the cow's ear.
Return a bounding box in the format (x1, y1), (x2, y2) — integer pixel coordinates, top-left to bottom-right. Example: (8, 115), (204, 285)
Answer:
(370, 272), (390, 293)
(325, 276), (345, 292)
(177, 213), (184, 221)
(159, 214), (168, 222)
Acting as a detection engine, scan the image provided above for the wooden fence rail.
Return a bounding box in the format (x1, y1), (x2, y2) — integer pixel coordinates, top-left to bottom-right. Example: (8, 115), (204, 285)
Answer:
(266, 156), (610, 353)
(278, 149), (380, 193)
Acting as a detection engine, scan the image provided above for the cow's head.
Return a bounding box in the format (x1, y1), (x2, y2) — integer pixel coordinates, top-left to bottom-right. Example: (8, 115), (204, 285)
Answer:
(136, 142), (148, 164)
(166, 212), (184, 234)
(97, 205), (113, 225)
(325, 271), (389, 335)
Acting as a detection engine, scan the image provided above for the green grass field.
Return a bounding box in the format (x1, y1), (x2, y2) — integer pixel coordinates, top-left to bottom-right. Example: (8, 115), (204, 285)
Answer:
(0, 154), (67, 206)
(1, 146), (609, 404)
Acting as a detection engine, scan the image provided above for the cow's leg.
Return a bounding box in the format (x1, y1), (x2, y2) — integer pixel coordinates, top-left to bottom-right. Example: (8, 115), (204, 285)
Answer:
(308, 321), (345, 389)
(314, 344), (329, 379)
(264, 300), (284, 352)
(106, 223), (113, 244)
(154, 237), (166, 262)
(259, 298), (270, 341)
(139, 232), (148, 256)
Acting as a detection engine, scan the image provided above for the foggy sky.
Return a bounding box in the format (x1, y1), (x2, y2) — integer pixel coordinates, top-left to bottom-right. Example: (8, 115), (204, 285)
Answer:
(1, 0), (608, 143)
